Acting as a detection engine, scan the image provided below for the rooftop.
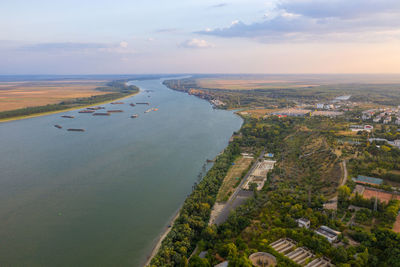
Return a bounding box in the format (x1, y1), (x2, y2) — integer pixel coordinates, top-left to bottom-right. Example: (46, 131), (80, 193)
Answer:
(353, 175), (383, 185)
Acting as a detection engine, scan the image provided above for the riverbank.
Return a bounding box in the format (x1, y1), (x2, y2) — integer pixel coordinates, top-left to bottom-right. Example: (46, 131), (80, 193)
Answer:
(0, 91), (139, 123)
(144, 210), (181, 266)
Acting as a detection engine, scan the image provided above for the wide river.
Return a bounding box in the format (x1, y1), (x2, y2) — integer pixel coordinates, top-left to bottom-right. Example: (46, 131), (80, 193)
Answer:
(0, 78), (242, 266)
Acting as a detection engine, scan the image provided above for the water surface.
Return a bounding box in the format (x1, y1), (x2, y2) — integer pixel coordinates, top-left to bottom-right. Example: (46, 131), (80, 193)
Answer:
(0, 78), (242, 266)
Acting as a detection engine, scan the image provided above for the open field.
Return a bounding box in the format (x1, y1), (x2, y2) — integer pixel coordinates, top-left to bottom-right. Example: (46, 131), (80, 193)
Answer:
(216, 156), (253, 202)
(0, 80), (109, 112)
(196, 78), (318, 90)
(362, 188), (400, 203)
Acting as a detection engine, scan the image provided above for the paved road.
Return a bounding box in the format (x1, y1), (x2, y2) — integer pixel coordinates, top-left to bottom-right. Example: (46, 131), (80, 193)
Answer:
(213, 150), (265, 225)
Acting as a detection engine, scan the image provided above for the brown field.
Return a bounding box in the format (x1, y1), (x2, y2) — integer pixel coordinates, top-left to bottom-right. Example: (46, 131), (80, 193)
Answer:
(216, 156), (253, 202)
(362, 188), (400, 203)
(238, 109), (280, 118)
(0, 80), (109, 112)
(196, 78), (318, 90)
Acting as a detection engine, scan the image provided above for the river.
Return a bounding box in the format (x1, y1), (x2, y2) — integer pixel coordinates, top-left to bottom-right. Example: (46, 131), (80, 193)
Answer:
(0, 78), (242, 266)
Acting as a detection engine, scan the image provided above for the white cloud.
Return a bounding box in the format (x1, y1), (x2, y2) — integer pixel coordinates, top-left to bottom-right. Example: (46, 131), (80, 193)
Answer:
(119, 41), (128, 48)
(180, 39), (214, 48)
(198, 0), (400, 42)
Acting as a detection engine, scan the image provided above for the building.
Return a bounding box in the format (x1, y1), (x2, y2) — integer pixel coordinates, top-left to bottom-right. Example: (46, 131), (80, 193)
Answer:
(352, 175), (383, 186)
(315, 226), (341, 243)
(296, 218), (310, 229)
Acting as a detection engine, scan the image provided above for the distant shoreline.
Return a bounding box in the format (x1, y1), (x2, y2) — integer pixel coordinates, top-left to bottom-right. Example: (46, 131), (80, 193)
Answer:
(0, 92), (139, 123)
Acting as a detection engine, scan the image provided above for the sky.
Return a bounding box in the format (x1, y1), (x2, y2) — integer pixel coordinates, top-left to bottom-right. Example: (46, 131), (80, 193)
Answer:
(1, 0), (400, 74)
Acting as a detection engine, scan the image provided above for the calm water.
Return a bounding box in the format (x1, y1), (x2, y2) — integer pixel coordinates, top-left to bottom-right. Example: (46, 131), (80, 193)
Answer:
(0, 78), (242, 266)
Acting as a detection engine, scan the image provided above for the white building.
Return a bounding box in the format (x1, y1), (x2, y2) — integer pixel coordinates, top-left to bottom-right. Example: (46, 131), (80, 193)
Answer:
(296, 218), (310, 229)
(315, 226), (341, 243)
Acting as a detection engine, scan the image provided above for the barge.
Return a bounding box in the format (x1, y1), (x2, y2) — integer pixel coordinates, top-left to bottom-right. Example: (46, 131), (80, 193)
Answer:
(136, 102), (150, 105)
(67, 128), (85, 132)
(111, 102), (124, 105)
(129, 103), (136, 107)
(87, 106), (104, 110)
(79, 110), (95, 113)
(93, 112), (110, 116)
(61, 115), (74, 118)
(107, 110), (123, 113)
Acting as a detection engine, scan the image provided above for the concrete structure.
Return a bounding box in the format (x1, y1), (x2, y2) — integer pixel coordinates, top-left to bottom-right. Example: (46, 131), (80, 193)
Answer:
(243, 160), (276, 191)
(270, 238), (296, 254)
(297, 218), (311, 229)
(352, 175), (383, 186)
(315, 226), (341, 243)
(214, 261), (229, 267)
(286, 247), (314, 265)
(249, 252), (277, 267)
(305, 257), (335, 267)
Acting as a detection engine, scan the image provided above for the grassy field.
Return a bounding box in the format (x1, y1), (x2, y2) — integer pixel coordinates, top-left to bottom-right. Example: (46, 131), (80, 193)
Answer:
(216, 156), (253, 202)
(0, 80), (109, 112)
(196, 78), (318, 90)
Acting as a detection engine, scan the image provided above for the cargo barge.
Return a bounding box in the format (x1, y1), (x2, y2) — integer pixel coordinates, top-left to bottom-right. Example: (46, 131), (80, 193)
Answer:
(79, 110), (95, 113)
(136, 102), (150, 105)
(54, 125), (62, 129)
(67, 128), (85, 132)
(87, 106), (104, 110)
(111, 102), (124, 105)
(93, 112), (110, 116)
(61, 115), (74, 118)
(107, 110), (123, 113)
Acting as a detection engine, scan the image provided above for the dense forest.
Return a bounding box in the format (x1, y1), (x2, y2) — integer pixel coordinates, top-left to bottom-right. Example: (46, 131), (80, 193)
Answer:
(0, 80), (139, 120)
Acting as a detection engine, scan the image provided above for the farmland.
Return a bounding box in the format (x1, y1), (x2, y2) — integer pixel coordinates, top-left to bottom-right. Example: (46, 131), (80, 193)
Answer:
(0, 80), (109, 112)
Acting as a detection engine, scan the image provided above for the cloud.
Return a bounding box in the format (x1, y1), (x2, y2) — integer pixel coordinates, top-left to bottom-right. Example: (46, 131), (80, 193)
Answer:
(119, 41), (128, 48)
(198, 0), (400, 42)
(180, 39), (214, 48)
(210, 3), (228, 8)
(155, 28), (179, 33)
(19, 42), (109, 52)
(278, 0), (400, 19)
(18, 41), (135, 54)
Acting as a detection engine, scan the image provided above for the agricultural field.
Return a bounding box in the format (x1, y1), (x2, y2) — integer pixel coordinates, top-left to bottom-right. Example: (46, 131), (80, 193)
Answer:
(216, 155), (253, 202)
(0, 80), (109, 112)
(196, 77), (318, 90)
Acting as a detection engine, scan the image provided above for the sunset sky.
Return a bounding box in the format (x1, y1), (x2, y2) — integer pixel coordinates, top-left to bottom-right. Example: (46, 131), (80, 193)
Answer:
(1, 0), (400, 74)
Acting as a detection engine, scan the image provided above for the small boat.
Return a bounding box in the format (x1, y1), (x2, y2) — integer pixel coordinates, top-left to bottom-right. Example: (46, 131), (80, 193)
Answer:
(129, 103), (136, 107)
(54, 125), (62, 129)
(61, 115), (74, 118)
(131, 114), (139, 118)
(79, 110), (94, 113)
(93, 112), (110, 116)
(67, 128), (85, 132)
(107, 110), (123, 113)
(153, 108), (158, 111)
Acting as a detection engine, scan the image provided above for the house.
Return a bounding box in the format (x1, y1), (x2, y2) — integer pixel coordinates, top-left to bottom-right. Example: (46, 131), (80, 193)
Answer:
(315, 226), (341, 243)
(296, 218), (310, 229)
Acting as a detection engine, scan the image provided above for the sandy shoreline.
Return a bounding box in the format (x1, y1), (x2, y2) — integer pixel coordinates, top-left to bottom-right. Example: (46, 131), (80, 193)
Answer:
(0, 92), (139, 123)
(143, 210), (181, 266)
